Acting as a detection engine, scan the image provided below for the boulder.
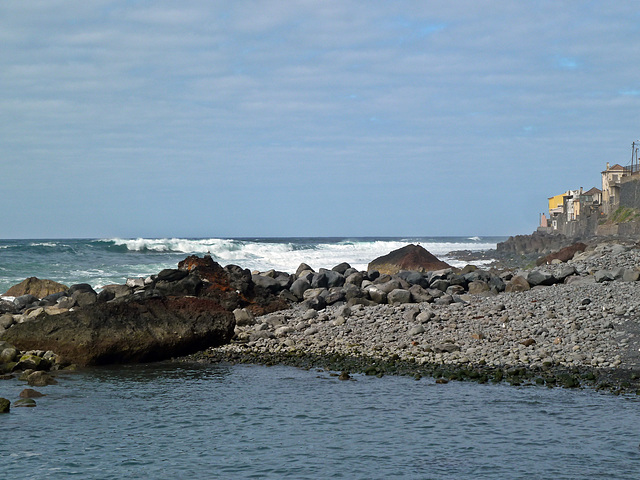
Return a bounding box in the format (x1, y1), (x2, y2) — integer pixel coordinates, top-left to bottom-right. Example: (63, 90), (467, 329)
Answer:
(344, 272), (364, 288)
(536, 242), (588, 266)
(505, 276), (530, 293)
(20, 388), (45, 398)
(388, 289), (412, 305)
(0, 296), (235, 366)
(468, 281), (491, 295)
(290, 278), (311, 300)
(526, 270), (556, 287)
(251, 274), (281, 294)
(366, 286), (388, 304)
(4, 277), (68, 299)
(26, 371), (58, 386)
(331, 262), (351, 275)
(0, 398), (9, 413)
(367, 244), (451, 275)
(594, 270), (615, 283)
(295, 263), (314, 276)
(13, 398), (37, 407)
(14, 294), (40, 310)
(408, 285), (433, 303)
(155, 269), (189, 282)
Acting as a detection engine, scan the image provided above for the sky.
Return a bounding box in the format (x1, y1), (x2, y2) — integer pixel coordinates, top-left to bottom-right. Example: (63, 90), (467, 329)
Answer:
(2, 1), (640, 239)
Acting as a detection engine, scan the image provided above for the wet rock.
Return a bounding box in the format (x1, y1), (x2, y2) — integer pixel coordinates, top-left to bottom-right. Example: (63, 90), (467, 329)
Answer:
(0, 347), (17, 363)
(0, 398), (9, 413)
(1, 296), (235, 366)
(16, 354), (50, 371)
(13, 398), (37, 407)
(27, 371), (58, 386)
(20, 388), (45, 398)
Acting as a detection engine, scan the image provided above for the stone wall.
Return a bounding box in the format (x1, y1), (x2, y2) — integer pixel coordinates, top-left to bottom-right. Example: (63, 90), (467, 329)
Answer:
(554, 207), (601, 238)
(619, 176), (640, 210)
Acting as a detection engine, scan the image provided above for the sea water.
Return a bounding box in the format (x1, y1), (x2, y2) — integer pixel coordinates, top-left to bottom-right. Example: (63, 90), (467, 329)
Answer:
(3, 237), (639, 479)
(1, 363), (639, 479)
(0, 236), (502, 292)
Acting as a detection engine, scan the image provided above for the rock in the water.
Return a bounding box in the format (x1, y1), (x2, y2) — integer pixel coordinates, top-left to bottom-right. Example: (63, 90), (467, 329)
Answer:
(4, 277), (69, 299)
(26, 371), (58, 386)
(367, 244), (451, 275)
(20, 388), (45, 398)
(13, 398), (37, 407)
(0, 398), (9, 413)
(1, 296), (235, 366)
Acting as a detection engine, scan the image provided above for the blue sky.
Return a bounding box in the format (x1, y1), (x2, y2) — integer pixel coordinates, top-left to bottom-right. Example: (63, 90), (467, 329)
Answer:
(2, 1), (640, 239)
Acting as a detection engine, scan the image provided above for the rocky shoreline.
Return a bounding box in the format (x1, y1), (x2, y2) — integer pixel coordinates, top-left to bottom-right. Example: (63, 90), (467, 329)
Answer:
(185, 240), (640, 394)
(3, 238), (640, 405)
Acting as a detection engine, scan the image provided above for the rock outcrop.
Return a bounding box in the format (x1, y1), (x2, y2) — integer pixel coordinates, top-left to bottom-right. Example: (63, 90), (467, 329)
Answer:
(2, 296), (235, 366)
(497, 232), (573, 256)
(368, 244), (451, 275)
(4, 277), (68, 299)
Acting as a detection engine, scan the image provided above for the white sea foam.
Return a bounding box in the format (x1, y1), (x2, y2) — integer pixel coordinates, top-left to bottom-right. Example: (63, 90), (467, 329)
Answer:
(103, 237), (498, 273)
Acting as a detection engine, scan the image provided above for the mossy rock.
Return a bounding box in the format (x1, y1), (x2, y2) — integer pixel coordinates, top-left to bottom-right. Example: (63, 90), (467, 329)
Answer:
(13, 398), (36, 408)
(557, 373), (580, 388)
(0, 398), (10, 413)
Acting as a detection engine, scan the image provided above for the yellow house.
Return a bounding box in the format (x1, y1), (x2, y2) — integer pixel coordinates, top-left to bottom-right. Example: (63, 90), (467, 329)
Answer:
(548, 192), (568, 215)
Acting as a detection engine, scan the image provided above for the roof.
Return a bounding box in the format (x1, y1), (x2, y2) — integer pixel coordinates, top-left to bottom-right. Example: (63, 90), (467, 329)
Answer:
(602, 163), (625, 173)
(583, 187), (602, 195)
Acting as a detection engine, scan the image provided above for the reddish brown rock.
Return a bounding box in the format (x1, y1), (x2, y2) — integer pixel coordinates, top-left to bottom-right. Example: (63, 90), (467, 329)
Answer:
(536, 242), (588, 266)
(367, 244), (451, 275)
(178, 255), (289, 315)
(4, 277), (68, 299)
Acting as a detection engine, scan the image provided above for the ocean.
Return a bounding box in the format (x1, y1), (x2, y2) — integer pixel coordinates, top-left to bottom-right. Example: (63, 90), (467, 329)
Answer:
(0, 236), (501, 293)
(2, 236), (639, 479)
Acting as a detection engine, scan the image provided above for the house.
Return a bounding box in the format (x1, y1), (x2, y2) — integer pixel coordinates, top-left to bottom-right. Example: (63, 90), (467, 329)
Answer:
(601, 163), (626, 214)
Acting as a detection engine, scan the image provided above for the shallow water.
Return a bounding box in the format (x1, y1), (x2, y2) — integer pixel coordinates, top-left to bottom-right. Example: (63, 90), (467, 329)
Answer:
(1, 363), (639, 479)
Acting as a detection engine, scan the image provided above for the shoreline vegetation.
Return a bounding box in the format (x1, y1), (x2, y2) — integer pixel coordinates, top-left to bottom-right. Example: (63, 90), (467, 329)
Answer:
(2, 233), (640, 409)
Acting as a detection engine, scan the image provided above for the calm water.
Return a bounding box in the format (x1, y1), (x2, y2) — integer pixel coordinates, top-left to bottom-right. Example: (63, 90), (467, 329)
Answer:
(1, 362), (639, 479)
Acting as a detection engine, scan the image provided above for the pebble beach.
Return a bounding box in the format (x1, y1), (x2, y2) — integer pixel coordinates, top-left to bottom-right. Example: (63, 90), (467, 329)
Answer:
(196, 241), (640, 393)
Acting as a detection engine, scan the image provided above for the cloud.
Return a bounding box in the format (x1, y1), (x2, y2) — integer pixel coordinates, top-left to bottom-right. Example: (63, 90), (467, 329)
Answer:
(2, 1), (640, 237)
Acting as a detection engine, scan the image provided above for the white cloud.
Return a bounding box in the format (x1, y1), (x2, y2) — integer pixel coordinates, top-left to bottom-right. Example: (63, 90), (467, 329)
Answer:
(2, 1), (640, 237)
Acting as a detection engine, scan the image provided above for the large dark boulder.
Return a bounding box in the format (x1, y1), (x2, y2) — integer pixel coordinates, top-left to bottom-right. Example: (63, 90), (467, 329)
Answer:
(0, 296), (234, 366)
(368, 244), (451, 275)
